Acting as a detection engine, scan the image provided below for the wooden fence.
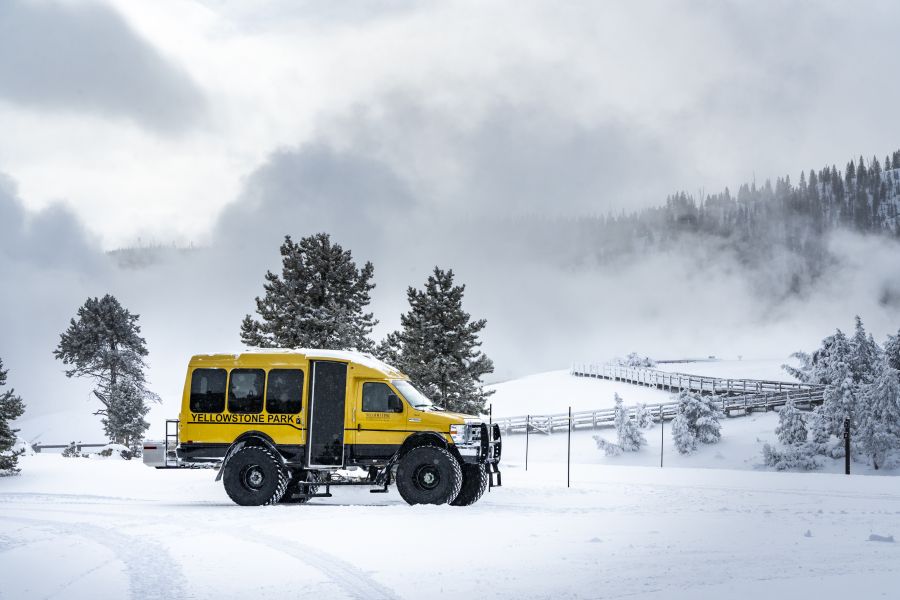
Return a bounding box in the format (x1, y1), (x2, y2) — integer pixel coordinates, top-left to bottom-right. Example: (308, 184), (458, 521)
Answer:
(493, 364), (825, 435)
(571, 362), (817, 395)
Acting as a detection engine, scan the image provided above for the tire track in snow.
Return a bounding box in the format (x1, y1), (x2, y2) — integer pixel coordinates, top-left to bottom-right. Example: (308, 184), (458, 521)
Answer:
(0, 515), (187, 600)
(240, 528), (401, 600)
(0, 496), (401, 600)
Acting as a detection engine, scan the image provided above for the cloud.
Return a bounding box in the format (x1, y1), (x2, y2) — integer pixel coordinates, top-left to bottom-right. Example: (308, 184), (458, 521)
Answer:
(0, 0), (205, 133)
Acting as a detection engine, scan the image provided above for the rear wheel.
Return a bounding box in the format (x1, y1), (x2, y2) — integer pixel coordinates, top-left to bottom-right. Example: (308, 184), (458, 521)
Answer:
(222, 445), (289, 506)
(396, 445), (462, 505)
(450, 463), (489, 506)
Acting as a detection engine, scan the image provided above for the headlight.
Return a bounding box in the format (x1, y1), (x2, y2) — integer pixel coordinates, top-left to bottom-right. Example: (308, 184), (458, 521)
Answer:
(449, 424), (467, 444)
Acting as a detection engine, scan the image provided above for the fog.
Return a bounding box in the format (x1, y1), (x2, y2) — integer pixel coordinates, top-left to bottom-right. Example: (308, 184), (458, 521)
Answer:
(3, 152), (899, 428)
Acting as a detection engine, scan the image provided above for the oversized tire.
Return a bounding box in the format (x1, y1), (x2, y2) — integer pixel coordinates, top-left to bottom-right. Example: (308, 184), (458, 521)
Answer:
(450, 463), (489, 506)
(396, 445), (462, 505)
(222, 445), (289, 506)
(280, 470), (321, 504)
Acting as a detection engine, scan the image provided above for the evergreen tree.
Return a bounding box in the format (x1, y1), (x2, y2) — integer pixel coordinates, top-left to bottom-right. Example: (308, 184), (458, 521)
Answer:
(884, 330), (900, 371)
(671, 390), (723, 454)
(0, 358), (26, 474)
(614, 394), (646, 451)
(820, 360), (858, 439)
(103, 375), (151, 451)
(634, 402), (655, 429)
(849, 316), (880, 384)
(857, 360), (900, 470)
(240, 233), (377, 351)
(775, 395), (807, 445)
(379, 267), (494, 414)
(54, 295), (157, 447)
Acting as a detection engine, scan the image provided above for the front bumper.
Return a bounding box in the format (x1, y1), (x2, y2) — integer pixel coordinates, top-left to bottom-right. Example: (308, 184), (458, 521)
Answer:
(455, 423), (502, 487)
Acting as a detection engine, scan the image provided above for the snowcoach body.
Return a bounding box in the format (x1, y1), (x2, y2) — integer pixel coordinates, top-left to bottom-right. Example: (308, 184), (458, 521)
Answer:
(146, 349), (501, 506)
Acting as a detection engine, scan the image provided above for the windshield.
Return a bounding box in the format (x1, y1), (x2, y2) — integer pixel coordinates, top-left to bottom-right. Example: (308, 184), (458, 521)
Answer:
(392, 380), (435, 410)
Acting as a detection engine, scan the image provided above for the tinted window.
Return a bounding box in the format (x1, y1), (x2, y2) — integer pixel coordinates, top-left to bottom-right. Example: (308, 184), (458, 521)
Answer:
(228, 369), (265, 414)
(266, 369), (304, 414)
(190, 368), (226, 413)
(362, 382), (401, 412)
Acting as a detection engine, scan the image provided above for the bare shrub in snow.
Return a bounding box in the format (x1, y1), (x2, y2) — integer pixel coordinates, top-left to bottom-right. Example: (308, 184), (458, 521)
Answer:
(671, 390), (722, 454)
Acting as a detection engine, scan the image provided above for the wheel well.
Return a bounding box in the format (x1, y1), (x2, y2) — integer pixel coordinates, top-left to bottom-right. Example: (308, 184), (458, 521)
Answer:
(398, 432), (462, 462)
(215, 432), (283, 482)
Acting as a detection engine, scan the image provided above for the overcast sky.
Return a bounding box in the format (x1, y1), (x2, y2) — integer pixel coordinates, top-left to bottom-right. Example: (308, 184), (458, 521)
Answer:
(2, 0), (900, 247)
(3, 0), (900, 427)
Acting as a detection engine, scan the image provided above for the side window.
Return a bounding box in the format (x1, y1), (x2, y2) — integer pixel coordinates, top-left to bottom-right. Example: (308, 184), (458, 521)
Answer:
(362, 382), (402, 413)
(266, 369), (304, 414)
(190, 368), (226, 413)
(228, 369), (265, 414)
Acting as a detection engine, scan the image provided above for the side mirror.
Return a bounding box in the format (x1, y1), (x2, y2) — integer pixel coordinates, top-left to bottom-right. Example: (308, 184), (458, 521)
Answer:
(387, 394), (403, 413)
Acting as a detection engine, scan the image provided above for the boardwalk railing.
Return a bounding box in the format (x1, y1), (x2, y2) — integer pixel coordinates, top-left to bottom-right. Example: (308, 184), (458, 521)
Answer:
(493, 364), (825, 435)
(571, 363), (817, 395)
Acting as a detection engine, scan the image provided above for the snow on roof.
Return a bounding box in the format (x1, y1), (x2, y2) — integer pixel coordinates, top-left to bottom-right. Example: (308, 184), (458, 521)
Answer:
(193, 348), (405, 377)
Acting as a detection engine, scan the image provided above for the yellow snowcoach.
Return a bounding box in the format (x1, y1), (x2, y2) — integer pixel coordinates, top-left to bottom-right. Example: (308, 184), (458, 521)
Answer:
(144, 349), (501, 506)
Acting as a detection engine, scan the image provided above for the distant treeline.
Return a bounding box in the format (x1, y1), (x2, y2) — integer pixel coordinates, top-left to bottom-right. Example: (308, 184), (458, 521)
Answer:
(576, 150), (900, 266)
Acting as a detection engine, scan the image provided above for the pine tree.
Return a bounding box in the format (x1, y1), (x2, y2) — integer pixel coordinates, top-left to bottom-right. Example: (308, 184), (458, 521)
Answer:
(671, 390), (723, 454)
(775, 395), (807, 445)
(0, 358), (26, 475)
(54, 295), (157, 447)
(820, 360), (858, 440)
(614, 394), (646, 451)
(103, 375), (151, 451)
(857, 360), (900, 470)
(379, 267), (494, 414)
(240, 233), (377, 351)
(634, 403), (655, 429)
(849, 316), (880, 384)
(884, 330), (900, 371)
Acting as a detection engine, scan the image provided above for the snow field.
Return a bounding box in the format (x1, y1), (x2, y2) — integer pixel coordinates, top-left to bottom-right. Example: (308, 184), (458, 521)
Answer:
(2, 453), (899, 600)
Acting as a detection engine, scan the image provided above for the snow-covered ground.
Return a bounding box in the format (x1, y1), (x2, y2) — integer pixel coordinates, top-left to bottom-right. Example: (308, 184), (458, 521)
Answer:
(5, 359), (898, 599)
(655, 358), (798, 381)
(2, 453), (899, 600)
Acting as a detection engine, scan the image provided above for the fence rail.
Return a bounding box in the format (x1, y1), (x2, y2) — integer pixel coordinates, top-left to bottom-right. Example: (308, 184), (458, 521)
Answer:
(493, 364), (825, 435)
(31, 442), (108, 453)
(571, 362), (817, 395)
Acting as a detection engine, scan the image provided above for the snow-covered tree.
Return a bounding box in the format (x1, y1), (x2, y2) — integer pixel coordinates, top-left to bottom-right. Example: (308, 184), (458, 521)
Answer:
(884, 329), (900, 371)
(634, 403), (656, 429)
(849, 316), (881, 385)
(377, 267), (493, 414)
(616, 353), (657, 368)
(240, 233), (377, 351)
(103, 375), (151, 451)
(594, 395), (646, 456)
(857, 360), (900, 470)
(54, 295), (158, 447)
(761, 442), (822, 471)
(671, 390), (723, 454)
(775, 395), (807, 445)
(0, 358), (26, 475)
(820, 360), (858, 439)
(615, 394), (646, 451)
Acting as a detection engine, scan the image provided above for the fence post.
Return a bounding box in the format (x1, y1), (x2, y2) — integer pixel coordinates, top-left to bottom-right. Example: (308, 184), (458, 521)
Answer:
(525, 415), (530, 471)
(844, 417), (851, 475)
(659, 405), (664, 468)
(567, 406), (572, 488)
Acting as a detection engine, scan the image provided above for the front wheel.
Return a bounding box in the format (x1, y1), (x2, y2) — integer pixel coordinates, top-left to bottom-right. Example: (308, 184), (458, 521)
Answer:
(450, 463), (489, 506)
(396, 446), (462, 505)
(222, 445), (289, 506)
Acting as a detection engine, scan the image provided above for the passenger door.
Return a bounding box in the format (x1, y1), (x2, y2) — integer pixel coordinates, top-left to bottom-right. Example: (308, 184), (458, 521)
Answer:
(353, 381), (407, 459)
(306, 360), (348, 468)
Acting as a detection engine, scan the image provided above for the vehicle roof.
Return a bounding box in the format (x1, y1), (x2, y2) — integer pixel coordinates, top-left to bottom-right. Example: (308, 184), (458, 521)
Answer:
(188, 348), (406, 380)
